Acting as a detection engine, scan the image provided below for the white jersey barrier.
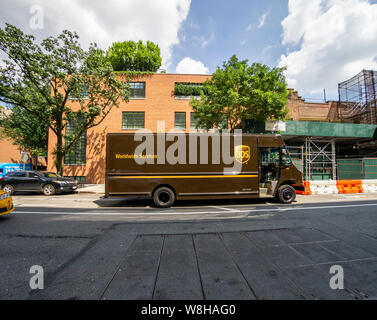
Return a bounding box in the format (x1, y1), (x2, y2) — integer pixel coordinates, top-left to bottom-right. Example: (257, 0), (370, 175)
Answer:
(308, 180), (338, 195)
(361, 180), (377, 193)
(303, 179), (377, 195)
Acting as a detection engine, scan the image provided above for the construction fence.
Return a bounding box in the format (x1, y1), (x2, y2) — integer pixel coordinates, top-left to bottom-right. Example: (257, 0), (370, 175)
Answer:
(337, 158), (377, 180)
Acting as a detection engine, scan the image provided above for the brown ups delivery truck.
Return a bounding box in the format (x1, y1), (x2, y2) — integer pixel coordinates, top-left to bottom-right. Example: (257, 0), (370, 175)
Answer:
(105, 133), (304, 207)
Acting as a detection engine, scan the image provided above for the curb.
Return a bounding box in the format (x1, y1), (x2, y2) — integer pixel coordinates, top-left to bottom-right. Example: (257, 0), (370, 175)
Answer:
(76, 191), (105, 195)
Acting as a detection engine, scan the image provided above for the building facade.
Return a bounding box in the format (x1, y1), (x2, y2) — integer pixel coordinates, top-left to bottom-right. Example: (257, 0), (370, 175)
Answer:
(0, 137), (23, 164)
(47, 73), (210, 183)
(46, 73), (377, 184)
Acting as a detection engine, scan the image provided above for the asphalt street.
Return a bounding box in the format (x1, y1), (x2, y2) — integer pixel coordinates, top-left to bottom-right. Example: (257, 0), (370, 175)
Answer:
(1, 194), (377, 300)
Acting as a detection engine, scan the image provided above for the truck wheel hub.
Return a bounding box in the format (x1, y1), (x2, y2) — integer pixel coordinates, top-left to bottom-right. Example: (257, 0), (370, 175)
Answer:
(158, 191), (170, 204)
(282, 188), (293, 200)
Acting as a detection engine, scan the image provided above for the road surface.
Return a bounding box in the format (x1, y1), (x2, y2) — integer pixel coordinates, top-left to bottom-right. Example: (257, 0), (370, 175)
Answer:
(1, 195), (377, 300)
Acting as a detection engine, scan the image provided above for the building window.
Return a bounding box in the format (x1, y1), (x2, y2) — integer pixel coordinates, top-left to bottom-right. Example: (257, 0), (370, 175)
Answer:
(64, 117), (87, 165)
(174, 112), (186, 129)
(174, 83), (205, 97)
(217, 114), (228, 130)
(129, 82), (145, 99)
(122, 112), (145, 129)
(190, 112), (202, 129)
(190, 112), (227, 130)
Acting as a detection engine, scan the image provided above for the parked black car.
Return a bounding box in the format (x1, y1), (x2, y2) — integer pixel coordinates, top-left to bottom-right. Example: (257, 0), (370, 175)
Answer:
(0, 171), (78, 196)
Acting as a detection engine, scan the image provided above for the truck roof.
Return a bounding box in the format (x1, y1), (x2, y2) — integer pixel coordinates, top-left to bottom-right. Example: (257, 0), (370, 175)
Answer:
(106, 132), (282, 138)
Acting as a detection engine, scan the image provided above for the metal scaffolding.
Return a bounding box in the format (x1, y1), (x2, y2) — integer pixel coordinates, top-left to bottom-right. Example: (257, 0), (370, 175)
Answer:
(338, 70), (377, 124)
(287, 138), (336, 181)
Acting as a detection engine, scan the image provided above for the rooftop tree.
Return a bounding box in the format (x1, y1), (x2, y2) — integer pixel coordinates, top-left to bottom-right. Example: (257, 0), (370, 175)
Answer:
(0, 23), (129, 175)
(190, 55), (289, 132)
(106, 40), (162, 72)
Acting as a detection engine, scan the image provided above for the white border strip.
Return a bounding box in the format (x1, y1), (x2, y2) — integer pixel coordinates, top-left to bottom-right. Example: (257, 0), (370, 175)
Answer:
(12, 202), (377, 216)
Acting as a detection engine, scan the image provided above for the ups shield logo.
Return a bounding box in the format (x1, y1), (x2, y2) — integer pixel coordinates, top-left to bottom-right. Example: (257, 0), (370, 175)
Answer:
(235, 145), (250, 164)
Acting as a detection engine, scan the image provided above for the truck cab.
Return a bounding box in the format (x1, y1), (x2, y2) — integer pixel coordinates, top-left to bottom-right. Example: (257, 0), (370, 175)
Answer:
(258, 144), (303, 203)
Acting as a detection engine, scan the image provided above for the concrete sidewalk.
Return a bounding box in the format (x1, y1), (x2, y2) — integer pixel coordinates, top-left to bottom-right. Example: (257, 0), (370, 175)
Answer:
(77, 184), (105, 194)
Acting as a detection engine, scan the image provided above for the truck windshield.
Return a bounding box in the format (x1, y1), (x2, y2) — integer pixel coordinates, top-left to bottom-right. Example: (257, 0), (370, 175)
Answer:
(260, 148), (280, 166)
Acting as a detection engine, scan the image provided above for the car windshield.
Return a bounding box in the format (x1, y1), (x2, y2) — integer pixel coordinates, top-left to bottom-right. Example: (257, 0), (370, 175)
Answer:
(41, 172), (61, 178)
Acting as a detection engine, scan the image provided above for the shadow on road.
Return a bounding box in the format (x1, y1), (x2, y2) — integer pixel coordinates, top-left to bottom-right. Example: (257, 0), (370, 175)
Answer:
(94, 196), (279, 208)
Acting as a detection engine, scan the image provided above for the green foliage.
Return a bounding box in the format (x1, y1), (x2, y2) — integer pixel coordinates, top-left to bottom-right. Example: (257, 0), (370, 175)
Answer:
(106, 40), (162, 72)
(113, 70), (154, 78)
(174, 83), (207, 96)
(190, 55), (289, 132)
(0, 104), (48, 156)
(0, 23), (129, 174)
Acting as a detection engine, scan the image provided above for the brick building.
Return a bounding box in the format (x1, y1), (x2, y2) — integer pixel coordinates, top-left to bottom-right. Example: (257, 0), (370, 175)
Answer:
(0, 108), (24, 164)
(47, 73), (375, 183)
(0, 138), (23, 164)
(47, 73), (209, 183)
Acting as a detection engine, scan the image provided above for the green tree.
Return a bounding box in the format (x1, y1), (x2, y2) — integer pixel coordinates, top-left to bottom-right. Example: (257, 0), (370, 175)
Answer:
(0, 104), (48, 166)
(0, 23), (129, 175)
(106, 40), (162, 72)
(190, 55), (289, 132)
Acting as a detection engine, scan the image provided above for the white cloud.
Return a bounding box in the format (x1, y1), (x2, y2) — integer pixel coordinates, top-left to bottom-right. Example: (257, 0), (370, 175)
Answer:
(240, 39), (247, 46)
(193, 32), (215, 48)
(279, 0), (377, 98)
(176, 57), (209, 74)
(262, 43), (278, 54)
(246, 24), (252, 31)
(0, 0), (191, 70)
(258, 12), (268, 29)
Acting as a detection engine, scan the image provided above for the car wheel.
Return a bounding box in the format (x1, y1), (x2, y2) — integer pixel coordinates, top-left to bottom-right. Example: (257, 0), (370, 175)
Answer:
(43, 184), (56, 196)
(2, 184), (14, 195)
(153, 187), (175, 208)
(277, 184), (296, 204)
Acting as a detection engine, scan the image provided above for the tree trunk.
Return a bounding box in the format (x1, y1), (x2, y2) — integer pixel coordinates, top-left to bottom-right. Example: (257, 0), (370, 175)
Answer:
(33, 155), (37, 170)
(54, 133), (64, 176)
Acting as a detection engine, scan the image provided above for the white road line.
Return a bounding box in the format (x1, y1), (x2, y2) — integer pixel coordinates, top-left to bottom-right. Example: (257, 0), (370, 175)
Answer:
(13, 198), (99, 201)
(12, 202), (377, 216)
(13, 210), (211, 216)
(209, 206), (239, 212)
(16, 204), (58, 207)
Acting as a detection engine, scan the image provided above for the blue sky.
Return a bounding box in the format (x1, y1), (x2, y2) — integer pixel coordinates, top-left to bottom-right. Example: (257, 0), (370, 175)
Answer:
(1, 0), (377, 100)
(173, 0), (289, 74)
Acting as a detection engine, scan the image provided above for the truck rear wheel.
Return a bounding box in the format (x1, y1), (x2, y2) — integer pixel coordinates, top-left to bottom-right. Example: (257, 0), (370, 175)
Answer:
(153, 187), (175, 208)
(277, 185), (296, 204)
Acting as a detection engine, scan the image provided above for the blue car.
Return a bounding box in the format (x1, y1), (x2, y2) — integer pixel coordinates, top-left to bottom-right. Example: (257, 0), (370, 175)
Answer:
(0, 163), (32, 179)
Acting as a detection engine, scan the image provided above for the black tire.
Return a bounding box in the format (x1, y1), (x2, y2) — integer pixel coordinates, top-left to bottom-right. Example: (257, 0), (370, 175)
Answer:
(153, 187), (175, 208)
(2, 184), (14, 195)
(42, 184), (56, 196)
(276, 184), (296, 204)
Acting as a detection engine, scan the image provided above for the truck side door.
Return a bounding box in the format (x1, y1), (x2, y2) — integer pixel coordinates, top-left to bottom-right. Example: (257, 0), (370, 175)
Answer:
(258, 147), (280, 196)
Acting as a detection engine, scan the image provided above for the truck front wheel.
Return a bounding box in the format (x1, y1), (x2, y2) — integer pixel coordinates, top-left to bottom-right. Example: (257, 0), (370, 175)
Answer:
(153, 187), (175, 208)
(276, 185), (296, 204)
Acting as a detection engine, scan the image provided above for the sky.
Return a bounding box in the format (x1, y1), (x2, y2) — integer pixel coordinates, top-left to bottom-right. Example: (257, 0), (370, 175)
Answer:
(1, 0), (377, 100)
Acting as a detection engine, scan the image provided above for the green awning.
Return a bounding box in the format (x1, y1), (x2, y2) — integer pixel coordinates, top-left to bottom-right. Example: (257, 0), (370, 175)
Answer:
(245, 120), (377, 139)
